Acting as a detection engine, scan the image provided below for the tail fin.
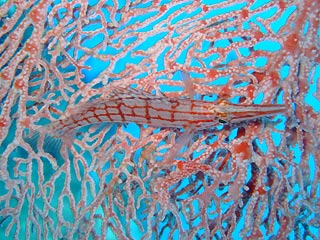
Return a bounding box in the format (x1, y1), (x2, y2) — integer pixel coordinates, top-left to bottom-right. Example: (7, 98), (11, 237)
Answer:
(23, 129), (63, 157)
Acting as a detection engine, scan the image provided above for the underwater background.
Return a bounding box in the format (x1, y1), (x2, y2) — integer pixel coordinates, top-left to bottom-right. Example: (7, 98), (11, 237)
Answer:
(0, 0), (319, 239)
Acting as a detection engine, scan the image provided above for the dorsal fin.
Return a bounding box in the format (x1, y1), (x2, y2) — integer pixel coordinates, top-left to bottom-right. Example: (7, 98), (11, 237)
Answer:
(179, 71), (195, 99)
(106, 86), (164, 101)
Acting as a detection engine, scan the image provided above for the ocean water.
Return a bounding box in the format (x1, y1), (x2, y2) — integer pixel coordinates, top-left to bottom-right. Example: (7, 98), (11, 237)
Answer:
(0, 0), (319, 239)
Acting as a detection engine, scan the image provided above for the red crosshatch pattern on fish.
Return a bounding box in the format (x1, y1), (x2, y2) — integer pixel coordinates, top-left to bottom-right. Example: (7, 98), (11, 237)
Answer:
(44, 86), (286, 137)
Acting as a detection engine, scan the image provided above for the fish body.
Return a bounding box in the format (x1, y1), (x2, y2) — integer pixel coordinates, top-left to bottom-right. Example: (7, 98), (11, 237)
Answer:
(44, 87), (286, 137)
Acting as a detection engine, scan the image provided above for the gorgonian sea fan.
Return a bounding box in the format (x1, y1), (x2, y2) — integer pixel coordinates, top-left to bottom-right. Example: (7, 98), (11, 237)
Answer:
(0, 0), (319, 239)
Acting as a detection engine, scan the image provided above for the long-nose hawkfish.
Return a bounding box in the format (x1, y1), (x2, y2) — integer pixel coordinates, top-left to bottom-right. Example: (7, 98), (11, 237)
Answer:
(39, 85), (286, 139)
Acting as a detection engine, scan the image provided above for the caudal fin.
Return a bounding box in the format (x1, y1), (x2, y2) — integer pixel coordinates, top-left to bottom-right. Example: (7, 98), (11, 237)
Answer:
(23, 129), (63, 157)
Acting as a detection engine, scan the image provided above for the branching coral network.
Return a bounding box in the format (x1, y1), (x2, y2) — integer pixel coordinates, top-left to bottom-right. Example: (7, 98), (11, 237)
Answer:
(0, 0), (319, 239)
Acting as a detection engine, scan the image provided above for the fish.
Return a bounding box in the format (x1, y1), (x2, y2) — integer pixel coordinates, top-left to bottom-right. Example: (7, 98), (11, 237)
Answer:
(39, 86), (287, 138)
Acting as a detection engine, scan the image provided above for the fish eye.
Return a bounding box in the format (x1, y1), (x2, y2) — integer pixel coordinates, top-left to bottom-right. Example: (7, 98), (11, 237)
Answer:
(218, 119), (227, 124)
